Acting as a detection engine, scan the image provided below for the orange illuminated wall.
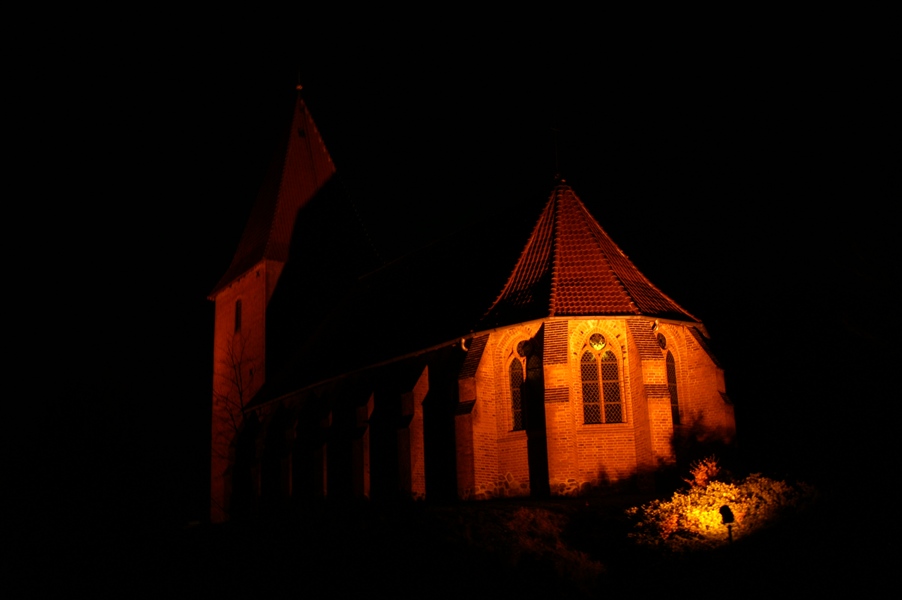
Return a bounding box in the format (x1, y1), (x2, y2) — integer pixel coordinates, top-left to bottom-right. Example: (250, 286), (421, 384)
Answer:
(455, 316), (735, 499)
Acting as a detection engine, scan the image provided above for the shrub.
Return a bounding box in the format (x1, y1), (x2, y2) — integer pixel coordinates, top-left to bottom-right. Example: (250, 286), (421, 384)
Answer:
(627, 461), (816, 552)
(684, 455), (721, 488)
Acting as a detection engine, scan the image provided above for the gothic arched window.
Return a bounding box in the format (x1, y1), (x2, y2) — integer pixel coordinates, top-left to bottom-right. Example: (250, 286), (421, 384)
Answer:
(666, 351), (680, 425)
(580, 334), (623, 424)
(509, 358), (524, 431)
(234, 299), (242, 333)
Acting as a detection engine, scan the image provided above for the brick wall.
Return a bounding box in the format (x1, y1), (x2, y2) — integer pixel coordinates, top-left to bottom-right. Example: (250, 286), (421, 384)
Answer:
(625, 322), (655, 476)
(457, 317), (736, 500)
(210, 261), (272, 522)
(399, 367), (428, 500)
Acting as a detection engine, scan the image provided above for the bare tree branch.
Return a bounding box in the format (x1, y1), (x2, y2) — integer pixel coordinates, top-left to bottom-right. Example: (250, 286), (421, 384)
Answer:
(212, 332), (259, 461)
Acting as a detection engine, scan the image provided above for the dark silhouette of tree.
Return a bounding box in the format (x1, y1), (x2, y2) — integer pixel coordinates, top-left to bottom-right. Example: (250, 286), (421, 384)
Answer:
(211, 331), (261, 518)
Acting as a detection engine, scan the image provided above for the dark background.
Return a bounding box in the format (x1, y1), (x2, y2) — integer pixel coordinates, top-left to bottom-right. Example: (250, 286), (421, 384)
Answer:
(44, 27), (895, 532)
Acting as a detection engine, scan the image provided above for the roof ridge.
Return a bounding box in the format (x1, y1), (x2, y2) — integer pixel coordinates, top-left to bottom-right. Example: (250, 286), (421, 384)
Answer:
(548, 185), (566, 315)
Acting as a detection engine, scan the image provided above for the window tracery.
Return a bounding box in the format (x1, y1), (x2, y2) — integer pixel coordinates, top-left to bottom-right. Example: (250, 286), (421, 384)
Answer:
(580, 333), (623, 424)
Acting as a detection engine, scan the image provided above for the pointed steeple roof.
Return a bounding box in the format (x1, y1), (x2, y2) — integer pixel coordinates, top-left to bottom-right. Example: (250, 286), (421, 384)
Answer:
(481, 182), (698, 328)
(210, 86), (336, 297)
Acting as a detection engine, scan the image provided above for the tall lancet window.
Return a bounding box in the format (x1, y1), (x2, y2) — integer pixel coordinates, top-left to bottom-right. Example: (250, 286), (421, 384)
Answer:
(666, 351), (680, 425)
(509, 358), (524, 431)
(234, 299), (242, 333)
(581, 334), (623, 424)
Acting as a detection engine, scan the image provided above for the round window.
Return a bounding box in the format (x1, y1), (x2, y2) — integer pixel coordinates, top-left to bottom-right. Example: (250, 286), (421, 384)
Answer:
(589, 333), (606, 350)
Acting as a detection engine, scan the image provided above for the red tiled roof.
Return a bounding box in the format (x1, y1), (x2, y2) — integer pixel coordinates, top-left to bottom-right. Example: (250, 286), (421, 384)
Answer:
(481, 183), (697, 327)
(210, 89), (336, 297)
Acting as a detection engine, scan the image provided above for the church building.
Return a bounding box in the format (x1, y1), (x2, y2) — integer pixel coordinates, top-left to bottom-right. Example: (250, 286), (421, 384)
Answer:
(208, 87), (735, 522)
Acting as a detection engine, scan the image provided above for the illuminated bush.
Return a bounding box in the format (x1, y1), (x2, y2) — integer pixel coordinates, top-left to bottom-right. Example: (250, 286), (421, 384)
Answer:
(684, 455), (721, 488)
(627, 463), (816, 552)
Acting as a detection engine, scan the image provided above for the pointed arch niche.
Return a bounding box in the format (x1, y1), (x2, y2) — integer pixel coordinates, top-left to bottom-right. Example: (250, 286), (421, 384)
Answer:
(654, 326), (684, 427)
(666, 351), (680, 425)
(509, 349), (525, 431)
(499, 325), (537, 434)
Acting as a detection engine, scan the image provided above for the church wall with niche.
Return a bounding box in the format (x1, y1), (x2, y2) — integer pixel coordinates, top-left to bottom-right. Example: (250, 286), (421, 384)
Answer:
(669, 323), (735, 443)
(566, 319), (639, 493)
(463, 323), (539, 499)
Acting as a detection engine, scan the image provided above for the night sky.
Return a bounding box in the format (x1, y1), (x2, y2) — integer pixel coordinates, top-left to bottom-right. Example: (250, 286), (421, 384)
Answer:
(49, 32), (895, 529)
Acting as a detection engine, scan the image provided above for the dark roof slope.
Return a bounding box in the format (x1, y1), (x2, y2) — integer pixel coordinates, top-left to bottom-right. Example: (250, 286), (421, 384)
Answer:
(260, 223), (502, 402)
(210, 88), (335, 297)
(481, 182), (698, 328)
(251, 189), (539, 405)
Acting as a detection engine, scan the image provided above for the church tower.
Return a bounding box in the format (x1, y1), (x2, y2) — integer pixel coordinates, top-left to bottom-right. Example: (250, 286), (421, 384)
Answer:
(208, 86), (335, 522)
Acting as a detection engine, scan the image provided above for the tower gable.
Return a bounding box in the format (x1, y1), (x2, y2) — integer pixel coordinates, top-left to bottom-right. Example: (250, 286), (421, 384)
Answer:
(210, 88), (335, 299)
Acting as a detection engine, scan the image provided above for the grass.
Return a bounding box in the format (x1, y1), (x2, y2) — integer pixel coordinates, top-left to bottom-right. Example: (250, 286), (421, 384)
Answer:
(44, 484), (888, 597)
